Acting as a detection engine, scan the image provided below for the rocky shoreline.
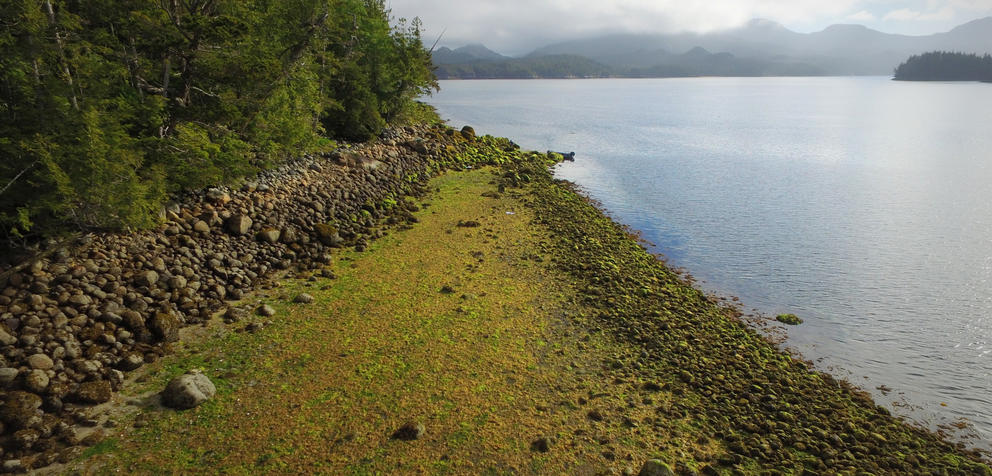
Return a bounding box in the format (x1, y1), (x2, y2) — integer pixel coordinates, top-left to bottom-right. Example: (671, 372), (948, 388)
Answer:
(0, 121), (988, 474)
(0, 123), (497, 470)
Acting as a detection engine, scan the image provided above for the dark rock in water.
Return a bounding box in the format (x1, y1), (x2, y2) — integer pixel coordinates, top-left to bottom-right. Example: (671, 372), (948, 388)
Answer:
(293, 293), (314, 304)
(1, 392), (42, 429)
(73, 380), (112, 404)
(161, 371), (216, 410)
(775, 313), (803, 325)
(225, 215), (253, 236)
(148, 312), (181, 342)
(638, 460), (675, 476)
(531, 437), (551, 453)
(256, 304), (276, 317)
(392, 421), (425, 440)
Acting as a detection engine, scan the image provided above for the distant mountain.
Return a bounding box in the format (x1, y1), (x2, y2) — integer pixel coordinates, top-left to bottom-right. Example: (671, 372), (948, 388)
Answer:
(434, 54), (611, 79)
(526, 16), (992, 76)
(431, 44), (508, 65)
(431, 17), (992, 79)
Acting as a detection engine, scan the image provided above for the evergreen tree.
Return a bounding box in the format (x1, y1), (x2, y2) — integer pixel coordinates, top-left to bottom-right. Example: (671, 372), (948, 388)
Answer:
(0, 0), (437, 242)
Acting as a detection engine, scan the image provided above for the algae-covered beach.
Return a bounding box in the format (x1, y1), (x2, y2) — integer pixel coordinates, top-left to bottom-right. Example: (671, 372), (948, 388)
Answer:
(50, 127), (989, 475)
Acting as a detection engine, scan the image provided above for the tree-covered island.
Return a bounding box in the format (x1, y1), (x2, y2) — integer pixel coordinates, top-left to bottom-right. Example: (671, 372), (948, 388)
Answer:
(894, 51), (992, 81)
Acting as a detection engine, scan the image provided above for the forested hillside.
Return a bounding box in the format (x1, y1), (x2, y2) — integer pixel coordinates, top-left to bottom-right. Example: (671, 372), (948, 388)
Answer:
(893, 51), (992, 81)
(0, 0), (435, 241)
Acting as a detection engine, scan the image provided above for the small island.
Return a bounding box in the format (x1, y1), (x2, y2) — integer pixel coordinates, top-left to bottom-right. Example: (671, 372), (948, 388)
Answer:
(893, 51), (992, 81)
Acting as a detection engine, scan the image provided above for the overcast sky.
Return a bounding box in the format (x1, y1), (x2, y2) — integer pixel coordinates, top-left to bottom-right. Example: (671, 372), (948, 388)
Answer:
(386, 0), (992, 55)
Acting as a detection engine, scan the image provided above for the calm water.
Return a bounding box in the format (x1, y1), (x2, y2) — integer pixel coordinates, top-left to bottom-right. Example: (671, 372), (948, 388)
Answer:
(427, 77), (992, 447)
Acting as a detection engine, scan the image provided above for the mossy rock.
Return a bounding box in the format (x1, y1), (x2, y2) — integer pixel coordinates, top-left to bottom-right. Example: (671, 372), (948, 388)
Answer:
(776, 313), (803, 325)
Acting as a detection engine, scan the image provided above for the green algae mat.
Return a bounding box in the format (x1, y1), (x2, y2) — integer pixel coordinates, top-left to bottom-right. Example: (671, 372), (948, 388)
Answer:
(62, 164), (988, 475)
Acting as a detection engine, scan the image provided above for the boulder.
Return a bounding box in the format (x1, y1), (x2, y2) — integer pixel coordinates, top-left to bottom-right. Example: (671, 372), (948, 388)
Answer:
(135, 270), (159, 288)
(148, 312), (181, 342)
(23, 370), (49, 394)
(0, 392), (42, 429)
(256, 228), (281, 244)
(225, 215), (253, 236)
(638, 460), (674, 476)
(314, 224), (344, 247)
(293, 293), (314, 304)
(160, 371), (216, 409)
(460, 125), (476, 141)
(391, 421), (425, 440)
(26, 354), (53, 370)
(192, 220), (210, 233)
(256, 304), (276, 317)
(0, 368), (19, 386)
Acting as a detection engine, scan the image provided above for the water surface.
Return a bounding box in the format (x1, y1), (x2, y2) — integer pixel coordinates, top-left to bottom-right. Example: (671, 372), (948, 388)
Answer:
(427, 77), (992, 447)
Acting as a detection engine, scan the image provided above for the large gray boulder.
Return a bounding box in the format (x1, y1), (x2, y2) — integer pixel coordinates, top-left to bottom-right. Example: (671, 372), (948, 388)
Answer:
(161, 370), (216, 410)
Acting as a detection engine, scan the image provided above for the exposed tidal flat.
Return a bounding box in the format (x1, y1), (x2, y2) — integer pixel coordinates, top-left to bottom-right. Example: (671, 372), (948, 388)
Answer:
(51, 127), (988, 474)
(427, 76), (992, 449)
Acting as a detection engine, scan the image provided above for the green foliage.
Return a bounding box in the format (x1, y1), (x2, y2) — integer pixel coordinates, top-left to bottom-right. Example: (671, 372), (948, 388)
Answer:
(0, 0), (437, 240)
(894, 51), (992, 81)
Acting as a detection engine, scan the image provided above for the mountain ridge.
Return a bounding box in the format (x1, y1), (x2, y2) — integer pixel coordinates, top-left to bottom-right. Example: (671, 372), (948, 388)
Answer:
(434, 17), (992, 78)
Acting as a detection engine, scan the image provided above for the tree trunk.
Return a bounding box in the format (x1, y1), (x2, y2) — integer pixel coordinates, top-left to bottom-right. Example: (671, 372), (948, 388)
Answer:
(43, 0), (79, 110)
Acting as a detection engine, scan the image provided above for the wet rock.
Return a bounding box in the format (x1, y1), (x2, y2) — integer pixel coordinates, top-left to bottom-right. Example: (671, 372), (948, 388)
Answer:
(293, 293), (314, 304)
(74, 380), (112, 404)
(775, 313), (803, 325)
(27, 353), (54, 370)
(225, 215), (253, 236)
(161, 370), (216, 410)
(148, 312), (181, 342)
(392, 421), (425, 441)
(638, 460), (674, 476)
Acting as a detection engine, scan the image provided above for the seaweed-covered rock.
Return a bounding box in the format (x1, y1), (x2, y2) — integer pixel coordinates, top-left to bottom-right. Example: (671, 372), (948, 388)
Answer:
(775, 313), (803, 325)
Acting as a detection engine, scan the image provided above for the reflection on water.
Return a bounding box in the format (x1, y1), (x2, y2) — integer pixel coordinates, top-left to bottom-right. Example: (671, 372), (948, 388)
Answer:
(428, 77), (992, 448)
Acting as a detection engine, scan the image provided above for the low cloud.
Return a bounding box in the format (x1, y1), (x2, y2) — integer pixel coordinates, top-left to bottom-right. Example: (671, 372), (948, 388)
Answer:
(387, 0), (992, 53)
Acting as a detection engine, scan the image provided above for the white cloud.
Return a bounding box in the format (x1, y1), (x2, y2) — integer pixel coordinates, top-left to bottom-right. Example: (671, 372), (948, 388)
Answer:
(386, 0), (992, 53)
(847, 10), (877, 20)
(882, 5), (957, 20)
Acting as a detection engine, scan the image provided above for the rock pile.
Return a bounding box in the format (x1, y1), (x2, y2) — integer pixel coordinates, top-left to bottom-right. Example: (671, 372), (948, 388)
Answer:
(0, 123), (487, 467)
